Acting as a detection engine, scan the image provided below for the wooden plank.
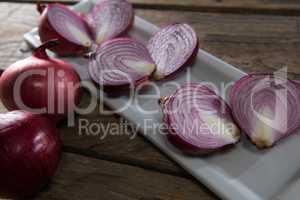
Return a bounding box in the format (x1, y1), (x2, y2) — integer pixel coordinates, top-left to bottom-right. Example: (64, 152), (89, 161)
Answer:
(1, 1), (300, 174)
(0, 2), (300, 198)
(35, 152), (217, 200)
(0, 3), (300, 199)
(0, 3), (299, 78)
(60, 91), (185, 176)
(7, 0), (300, 15)
(135, 9), (300, 80)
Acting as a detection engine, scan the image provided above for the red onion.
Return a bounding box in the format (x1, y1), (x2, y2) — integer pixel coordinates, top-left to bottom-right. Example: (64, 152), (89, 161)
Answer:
(0, 40), (82, 122)
(88, 0), (134, 44)
(148, 23), (198, 80)
(88, 37), (155, 87)
(229, 73), (300, 148)
(38, 3), (92, 56)
(160, 83), (240, 155)
(0, 110), (61, 198)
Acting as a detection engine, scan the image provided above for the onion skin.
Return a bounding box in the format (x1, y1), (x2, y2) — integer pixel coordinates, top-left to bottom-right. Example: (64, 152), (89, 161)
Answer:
(160, 83), (240, 155)
(88, 37), (155, 90)
(38, 3), (91, 56)
(148, 23), (199, 80)
(88, 0), (134, 44)
(0, 111), (61, 198)
(0, 40), (82, 122)
(229, 73), (300, 148)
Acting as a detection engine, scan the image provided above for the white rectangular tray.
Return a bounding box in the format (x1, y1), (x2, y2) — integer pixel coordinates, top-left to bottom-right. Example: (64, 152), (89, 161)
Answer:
(24, 1), (300, 199)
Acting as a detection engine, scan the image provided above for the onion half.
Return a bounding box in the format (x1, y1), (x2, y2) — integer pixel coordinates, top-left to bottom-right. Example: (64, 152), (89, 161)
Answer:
(88, 0), (134, 44)
(38, 3), (92, 56)
(148, 23), (198, 80)
(88, 38), (155, 87)
(160, 83), (240, 155)
(229, 73), (300, 148)
(0, 111), (61, 198)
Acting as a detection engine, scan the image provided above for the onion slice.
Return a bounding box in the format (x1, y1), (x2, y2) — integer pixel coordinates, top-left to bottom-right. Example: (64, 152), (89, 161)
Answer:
(88, 38), (155, 87)
(160, 83), (240, 155)
(148, 23), (198, 80)
(88, 0), (134, 44)
(38, 3), (92, 56)
(229, 73), (300, 148)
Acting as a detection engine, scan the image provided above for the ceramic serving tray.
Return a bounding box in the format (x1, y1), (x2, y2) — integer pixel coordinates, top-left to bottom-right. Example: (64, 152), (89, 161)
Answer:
(24, 0), (300, 199)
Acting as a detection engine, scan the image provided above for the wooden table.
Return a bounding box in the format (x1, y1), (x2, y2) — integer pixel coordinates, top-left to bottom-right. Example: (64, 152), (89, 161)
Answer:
(0, 0), (300, 199)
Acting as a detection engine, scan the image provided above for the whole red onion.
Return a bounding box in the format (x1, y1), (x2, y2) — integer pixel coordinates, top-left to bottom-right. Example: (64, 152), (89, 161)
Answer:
(160, 83), (240, 155)
(38, 3), (92, 56)
(0, 40), (82, 122)
(0, 110), (61, 198)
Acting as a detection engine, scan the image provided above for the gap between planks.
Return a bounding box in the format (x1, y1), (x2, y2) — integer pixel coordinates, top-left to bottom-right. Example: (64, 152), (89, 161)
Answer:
(62, 145), (190, 178)
(4, 0), (300, 16)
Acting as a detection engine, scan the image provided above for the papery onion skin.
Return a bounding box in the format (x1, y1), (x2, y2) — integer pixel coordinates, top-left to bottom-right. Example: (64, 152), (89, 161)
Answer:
(0, 40), (82, 122)
(148, 23), (199, 80)
(0, 111), (61, 198)
(88, 37), (155, 90)
(229, 73), (300, 148)
(160, 83), (240, 155)
(88, 0), (134, 44)
(38, 3), (92, 56)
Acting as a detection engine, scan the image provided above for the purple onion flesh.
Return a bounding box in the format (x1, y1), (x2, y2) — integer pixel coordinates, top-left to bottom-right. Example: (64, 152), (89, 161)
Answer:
(88, 0), (134, 44)
(38, 3), (92, 56)
(148, 23), (198, 80)
(88, 37), (155, 87)
(47, 4), (91, 46)
(229, 73), (300, 148)
(160, 83), (240, 155)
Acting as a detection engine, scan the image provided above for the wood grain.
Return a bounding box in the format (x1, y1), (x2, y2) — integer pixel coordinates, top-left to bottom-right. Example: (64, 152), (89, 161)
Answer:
(0, 2), (300, 199)
(135, 9), (300, 81)
(35, 152), (216, 200)
(60, 91), (185, 176)
(8, 0), (300, 15)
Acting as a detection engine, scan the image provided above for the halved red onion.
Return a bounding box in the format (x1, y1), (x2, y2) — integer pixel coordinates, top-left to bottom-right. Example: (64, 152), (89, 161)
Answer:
(147, 23), (198, 80)
(160, 83), (240, 155)
(38, 3), (92, 56)
(88, 38), (155, 87)
(88, 0), (134, 44)
(229, 73), (300, 148)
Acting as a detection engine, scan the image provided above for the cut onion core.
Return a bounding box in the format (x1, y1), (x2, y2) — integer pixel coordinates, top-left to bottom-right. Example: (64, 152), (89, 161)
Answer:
(88, 38), (155, 87)
(88, 0), (134, 44)
(160, 83), (240, 154)
(229, 73), (300, 148)
(148, 23), (198, 80)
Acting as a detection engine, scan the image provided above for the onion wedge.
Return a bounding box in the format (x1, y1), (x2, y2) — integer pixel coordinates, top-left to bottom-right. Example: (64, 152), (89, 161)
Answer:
(160, 83), (240, 155)
(88, 0), (134, 44)
(88, 38), (155, 88)
(148, 23), (198, 80)
(229, 73), (300, 148)
(38, 3), (92, 56)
